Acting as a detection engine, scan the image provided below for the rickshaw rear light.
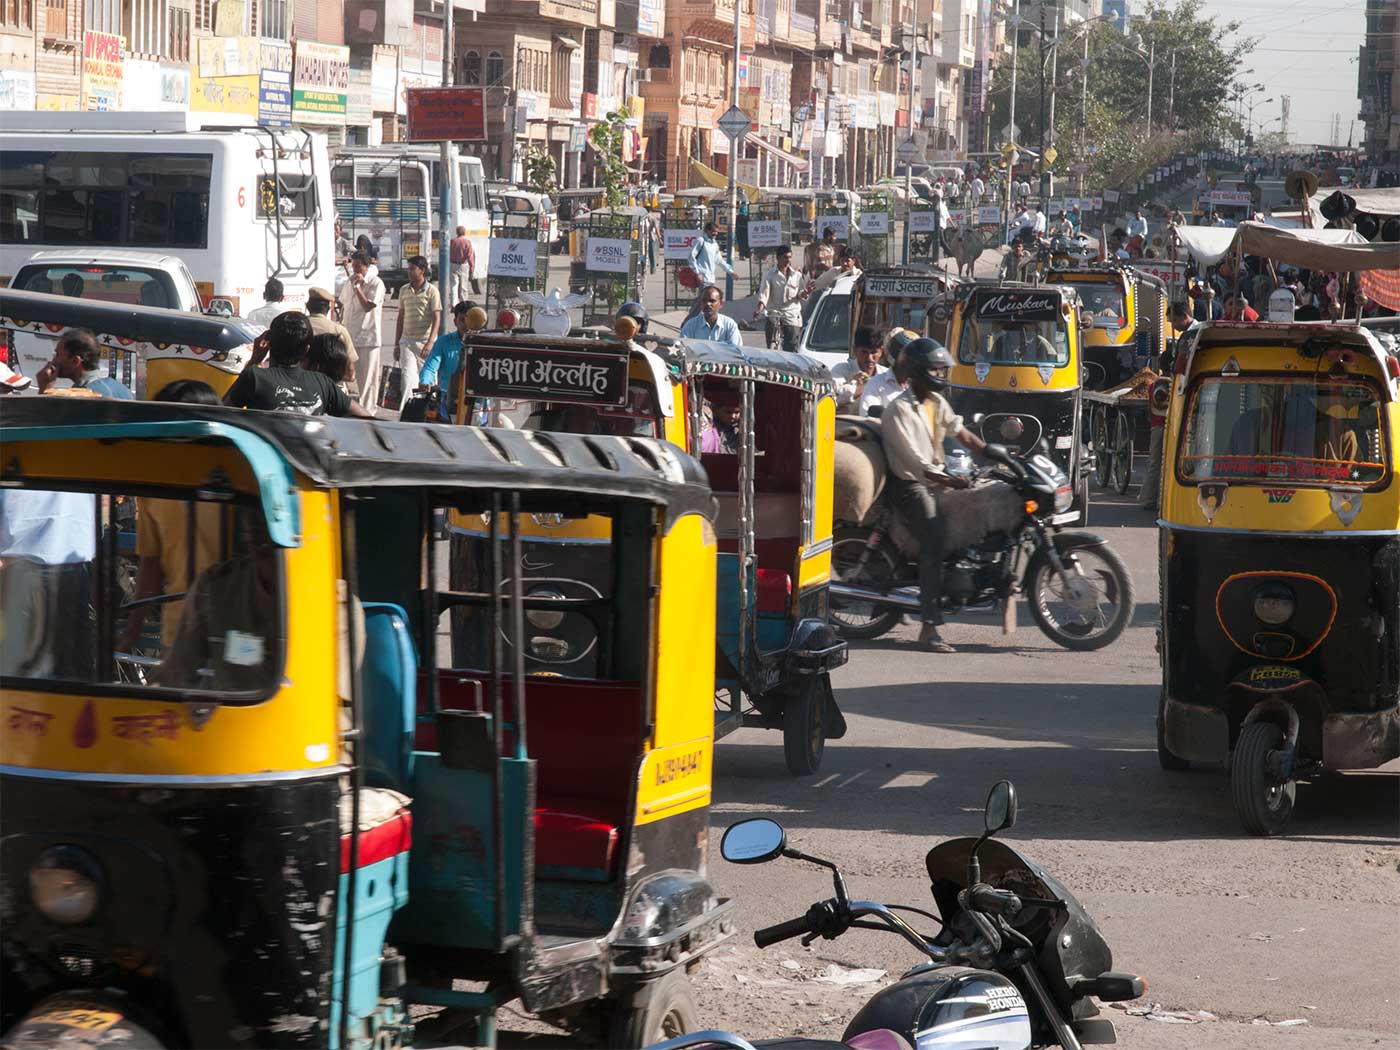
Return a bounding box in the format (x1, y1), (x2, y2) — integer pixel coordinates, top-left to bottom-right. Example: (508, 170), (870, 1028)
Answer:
(1387, 355), (1400, 381)
(756, 570), (792, 613)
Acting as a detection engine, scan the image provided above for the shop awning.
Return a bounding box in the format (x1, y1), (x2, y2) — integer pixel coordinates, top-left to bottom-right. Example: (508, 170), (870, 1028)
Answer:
(689, 159), (761, 203)
(749, 135), (809, 173)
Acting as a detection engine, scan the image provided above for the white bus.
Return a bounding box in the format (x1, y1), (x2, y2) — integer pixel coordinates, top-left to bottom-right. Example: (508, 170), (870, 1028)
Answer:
(0, 112), (334, 316)
(331, 146), (489, 291)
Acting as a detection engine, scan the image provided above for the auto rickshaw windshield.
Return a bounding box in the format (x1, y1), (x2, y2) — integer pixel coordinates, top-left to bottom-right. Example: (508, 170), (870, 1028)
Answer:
(957, 316), (1071, 367)
(0, 485), (283, 696)
(1074, 282), (1127, 327)
(1177, 376), (1388, 489)
(469, 381), (662, 437)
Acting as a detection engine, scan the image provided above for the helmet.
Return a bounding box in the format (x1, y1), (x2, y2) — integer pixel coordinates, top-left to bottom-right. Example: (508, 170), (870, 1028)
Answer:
(616, 300), (650, 335)
(898, 337), (954, 391)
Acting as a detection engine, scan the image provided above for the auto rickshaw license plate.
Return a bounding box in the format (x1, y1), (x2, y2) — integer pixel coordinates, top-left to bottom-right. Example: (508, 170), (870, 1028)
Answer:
(29, 1006), (122, 1031)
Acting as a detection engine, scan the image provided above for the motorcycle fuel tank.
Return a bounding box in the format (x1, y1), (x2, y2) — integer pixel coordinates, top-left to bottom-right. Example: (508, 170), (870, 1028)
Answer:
(842, 966), (1031, 1050)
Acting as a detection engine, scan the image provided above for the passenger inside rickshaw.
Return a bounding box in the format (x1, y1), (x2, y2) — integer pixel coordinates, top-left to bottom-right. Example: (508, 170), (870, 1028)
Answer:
(699, 378), (803, 621)
(1077, 284), (1127, 327)
(958, 316), (1069, 366)
(1179, 377), (1386, 486)
(355, 490), (653, 928)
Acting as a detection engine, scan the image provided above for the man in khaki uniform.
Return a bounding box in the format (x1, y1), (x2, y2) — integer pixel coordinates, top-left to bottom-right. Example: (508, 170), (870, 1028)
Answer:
(882, 338), (986, 653)
(306, 286), (359, 395)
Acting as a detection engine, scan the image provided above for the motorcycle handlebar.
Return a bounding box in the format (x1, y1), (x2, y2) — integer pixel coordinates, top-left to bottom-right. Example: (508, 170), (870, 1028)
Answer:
(753, 913), (814, 949)
(969, 885), (1023, 918)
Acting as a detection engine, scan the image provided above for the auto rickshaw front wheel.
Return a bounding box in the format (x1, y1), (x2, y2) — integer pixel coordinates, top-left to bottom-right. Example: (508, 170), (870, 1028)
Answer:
(782, 675), (828, 776)
(606, 968), (699, 1047)
(1231, 721), (1297, 836)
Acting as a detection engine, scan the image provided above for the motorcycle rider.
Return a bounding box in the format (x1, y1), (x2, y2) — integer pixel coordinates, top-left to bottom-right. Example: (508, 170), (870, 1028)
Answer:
(882, 338), (987, 653)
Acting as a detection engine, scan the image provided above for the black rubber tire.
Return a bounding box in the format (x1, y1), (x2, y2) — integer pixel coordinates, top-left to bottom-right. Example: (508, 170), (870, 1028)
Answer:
(606, 969), (699, 1048)
(1024, 541), (1135, 651)
(783, 676), (825, 776)
(1073, 473), (1091, 526)
(829, 527), (903, 640)
(1112, 412), (1134, 494)
(1231, 721), (1296, 837)
(1157, 691), (1190, 771)
(1092, 407), (1112, 488)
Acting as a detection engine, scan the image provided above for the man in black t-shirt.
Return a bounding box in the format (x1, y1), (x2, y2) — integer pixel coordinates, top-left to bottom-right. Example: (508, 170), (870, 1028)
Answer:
(224, 312), (372, 418)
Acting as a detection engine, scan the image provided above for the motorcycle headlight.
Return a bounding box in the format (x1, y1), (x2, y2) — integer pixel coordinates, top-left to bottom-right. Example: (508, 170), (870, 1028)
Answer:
(1053, 485), (1073, 513)
(1253, 583), (1295, 626)
(30, 845), (103, 925)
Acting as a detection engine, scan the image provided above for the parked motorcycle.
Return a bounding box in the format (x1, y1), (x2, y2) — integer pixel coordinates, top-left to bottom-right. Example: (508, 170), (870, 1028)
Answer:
(829, 436), (1134, 650)
(647, 781), (1144, 1050)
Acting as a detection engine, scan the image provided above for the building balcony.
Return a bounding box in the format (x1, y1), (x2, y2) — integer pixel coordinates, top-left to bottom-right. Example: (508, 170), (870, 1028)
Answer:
(491, 0), (600, 27)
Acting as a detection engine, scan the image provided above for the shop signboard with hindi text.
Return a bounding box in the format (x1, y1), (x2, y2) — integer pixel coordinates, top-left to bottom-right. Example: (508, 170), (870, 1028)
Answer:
(864, 274), (941, 299)
(292, 40), (349, 125)
(465, 343), (629, 406)
(1133, 259), (1187, 294)
(405, 86), (487, 141)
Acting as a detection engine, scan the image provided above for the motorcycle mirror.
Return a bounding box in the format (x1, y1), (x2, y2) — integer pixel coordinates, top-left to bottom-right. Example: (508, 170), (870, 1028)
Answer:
(970, 412), (985, 426)
(984, 780), (1018, 835)
(983, 443), (1013, 467)
(867, 404), (885, 419)
(721, 818), (787, 865)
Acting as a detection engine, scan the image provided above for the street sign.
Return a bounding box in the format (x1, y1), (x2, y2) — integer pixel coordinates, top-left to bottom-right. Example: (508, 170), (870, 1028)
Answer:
(718, 105), (751, 141)
(897, 137), (920, 163)
(1043, 146), (1058, 167)
(1002, 123), (1020, 141)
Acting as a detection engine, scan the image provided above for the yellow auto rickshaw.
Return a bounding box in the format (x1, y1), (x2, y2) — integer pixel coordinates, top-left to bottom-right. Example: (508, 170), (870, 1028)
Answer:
(0, 397), (732, 1047)
(0, 288), (254, 399)
(946, 282), (1091, 522)
(1044, 263), (1168, 391)
(1157, 320), (1400, 835)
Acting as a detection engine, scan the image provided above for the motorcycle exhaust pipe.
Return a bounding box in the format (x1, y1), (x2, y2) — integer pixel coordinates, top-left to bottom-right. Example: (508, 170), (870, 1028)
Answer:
(829, 583), (922, 611)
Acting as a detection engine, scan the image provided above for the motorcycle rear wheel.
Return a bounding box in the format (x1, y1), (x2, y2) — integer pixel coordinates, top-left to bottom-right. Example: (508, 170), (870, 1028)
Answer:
(830, 527), (903, 640)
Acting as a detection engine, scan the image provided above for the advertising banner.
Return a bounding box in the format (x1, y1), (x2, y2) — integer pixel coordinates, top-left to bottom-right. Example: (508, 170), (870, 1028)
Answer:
(1204, 189), (1252, 207)
(199, 36), (259, 77)
(977, 205), (1001, 225)
(747, 219), (784, 248)
(292, 40), (350, 125)
(1102, 188), (1120, 203)
(405, 86), (486, 141)
(814, 214), (850, 240)
(259, 40), (293, 126)
(81, 31), (124, 111)
(0, 70), (35, 111)
(586, 236), (632, 274)
(190, 69), (258, 115)
(347, 50), (373, 125)
(858, 211), (890, 235)
(488, 237), (538, 279)
(908, 210), (940, 232)
(664, 228), (700, 261)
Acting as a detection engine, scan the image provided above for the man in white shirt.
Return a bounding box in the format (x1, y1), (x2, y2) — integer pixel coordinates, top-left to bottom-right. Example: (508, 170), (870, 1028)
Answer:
(338, 251), (386, 408)
(1126, 208), (1150, 240)
(971, 175), (985, 202)
(1009, 205), (1032, 242)
(832, 326), (888, 410)
(808, 249), (861, 300)
(1030, 205), (1047, 236)
(687, 222), (734, 318)
(1053, 212), (1075, 238)
(754, 244), (805, 352)
(244, 278), (300, 328)
(857, 329), (914, 416)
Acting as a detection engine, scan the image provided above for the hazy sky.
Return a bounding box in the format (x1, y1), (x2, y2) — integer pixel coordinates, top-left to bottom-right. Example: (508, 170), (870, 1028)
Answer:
(1196, 0), (1367, 147)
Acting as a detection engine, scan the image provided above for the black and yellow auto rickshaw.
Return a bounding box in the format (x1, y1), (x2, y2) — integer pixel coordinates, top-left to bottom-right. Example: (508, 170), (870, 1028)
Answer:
(445, 326), (849, 775)
(1042, 262), (1167, 390)
(945, 282), (1091, 523)
(0, 288), (256, 399)
(1157, 320), (1400, 835)
(0, 397), (732, 1047)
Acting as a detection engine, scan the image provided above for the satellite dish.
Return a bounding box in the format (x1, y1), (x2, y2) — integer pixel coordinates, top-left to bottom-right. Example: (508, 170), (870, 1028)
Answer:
(1284, 169), (1319, 202)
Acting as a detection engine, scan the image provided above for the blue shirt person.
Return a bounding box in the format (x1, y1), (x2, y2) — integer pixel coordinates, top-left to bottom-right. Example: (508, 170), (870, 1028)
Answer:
(679, 285), (743, 348)
(419, 301), (475, 394)
(37, 328), (134, 398)
(689, 223), (734, 285)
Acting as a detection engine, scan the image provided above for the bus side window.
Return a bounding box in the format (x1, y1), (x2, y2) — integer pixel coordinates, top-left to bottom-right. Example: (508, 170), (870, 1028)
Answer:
(401, 167), (426, 200)
(332, 166), (353, 197)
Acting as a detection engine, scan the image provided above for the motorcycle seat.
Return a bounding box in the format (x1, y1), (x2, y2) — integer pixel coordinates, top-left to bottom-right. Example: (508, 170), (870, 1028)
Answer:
(755, 1032), (912, 1050)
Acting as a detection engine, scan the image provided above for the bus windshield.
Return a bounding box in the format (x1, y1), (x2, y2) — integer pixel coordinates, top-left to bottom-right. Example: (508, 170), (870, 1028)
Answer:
(1178, 376), (1388, 489)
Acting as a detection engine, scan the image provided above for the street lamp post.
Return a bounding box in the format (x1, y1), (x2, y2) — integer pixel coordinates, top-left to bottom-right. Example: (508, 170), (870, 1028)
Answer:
(1003, 0), (1020, 233)
(726, 0), (741, 302)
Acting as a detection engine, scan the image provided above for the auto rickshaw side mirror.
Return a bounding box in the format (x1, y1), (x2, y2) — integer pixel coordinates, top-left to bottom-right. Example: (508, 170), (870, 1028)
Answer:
(721, 819), (787, 864)
(207, 299), (235, 318)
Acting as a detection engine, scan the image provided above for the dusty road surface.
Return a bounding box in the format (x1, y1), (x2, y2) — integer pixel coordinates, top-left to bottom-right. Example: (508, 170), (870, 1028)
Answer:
(688, 490), (1400, 1050)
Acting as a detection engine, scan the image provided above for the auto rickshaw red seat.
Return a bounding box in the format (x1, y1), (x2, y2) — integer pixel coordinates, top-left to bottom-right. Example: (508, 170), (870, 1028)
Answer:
(415, 672), (642, 881)
(338, 788), (413, 873)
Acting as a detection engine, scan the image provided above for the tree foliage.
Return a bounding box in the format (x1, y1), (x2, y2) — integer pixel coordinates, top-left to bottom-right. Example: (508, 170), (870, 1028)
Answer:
(987, 0), (1254, 188)
(524, 147), (558, 196)
(588, 108), (633, 209)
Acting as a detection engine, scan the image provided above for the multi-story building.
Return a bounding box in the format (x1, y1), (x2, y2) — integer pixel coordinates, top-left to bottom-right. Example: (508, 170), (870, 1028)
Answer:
(1357, 0), (1397, 165)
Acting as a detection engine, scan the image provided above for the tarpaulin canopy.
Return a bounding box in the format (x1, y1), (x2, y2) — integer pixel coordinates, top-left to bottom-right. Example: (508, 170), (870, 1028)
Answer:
(1173, 222), (1398, 273)
(688, 159), (761, 204)
(1310, 185), (1400, 218)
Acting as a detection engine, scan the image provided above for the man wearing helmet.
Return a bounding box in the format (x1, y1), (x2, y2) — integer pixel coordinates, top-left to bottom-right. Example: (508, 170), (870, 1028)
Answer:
(616, 300), (650, 337)
(883, 338), (987, 652)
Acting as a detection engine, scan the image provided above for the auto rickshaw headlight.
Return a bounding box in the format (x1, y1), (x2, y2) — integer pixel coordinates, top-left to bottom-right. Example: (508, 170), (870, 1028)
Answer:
(999, 416), (1025, 440)
(1253, 583), (1296, 626)
(29, 845), (103, 925)
(526, 588), (567, 630)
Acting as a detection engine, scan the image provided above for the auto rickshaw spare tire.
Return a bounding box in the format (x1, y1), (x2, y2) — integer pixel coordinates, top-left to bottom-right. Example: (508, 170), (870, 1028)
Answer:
(833, 436), (887, 524)
(1157, 691), (1190, 772)
(783, 674), (827, 776)
(606, 968), (699, 1047)
(1231, 721), (1296, 836)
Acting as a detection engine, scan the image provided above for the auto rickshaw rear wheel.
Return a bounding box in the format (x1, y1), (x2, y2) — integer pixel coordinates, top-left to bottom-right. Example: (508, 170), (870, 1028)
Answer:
(1092, 407), (1112, 488)
(606, 968), (699, 1047)
(782, 675), (827, 776)
(1111, 412), (1134, 494)
(1231, 721), (1296, 836)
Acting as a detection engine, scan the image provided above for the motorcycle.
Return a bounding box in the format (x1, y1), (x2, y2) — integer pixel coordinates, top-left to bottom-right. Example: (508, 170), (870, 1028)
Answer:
(829, 437), (1135, 650)
(646, 781), (1144, 1050)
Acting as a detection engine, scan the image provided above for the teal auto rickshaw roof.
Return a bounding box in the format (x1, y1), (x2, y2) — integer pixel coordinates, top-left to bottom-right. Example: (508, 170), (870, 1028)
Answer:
(672, 338), (835, 394)
(0, 399), (717, 528)
(0, 288), (260, 352)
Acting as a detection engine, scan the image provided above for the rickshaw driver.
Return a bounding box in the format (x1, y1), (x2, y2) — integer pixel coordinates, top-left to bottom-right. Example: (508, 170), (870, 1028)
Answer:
(882, 338), (988, 653)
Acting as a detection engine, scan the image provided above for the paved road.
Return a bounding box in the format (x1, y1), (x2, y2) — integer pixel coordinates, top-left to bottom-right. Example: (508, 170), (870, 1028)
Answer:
(690, 482), (1400, 1049)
